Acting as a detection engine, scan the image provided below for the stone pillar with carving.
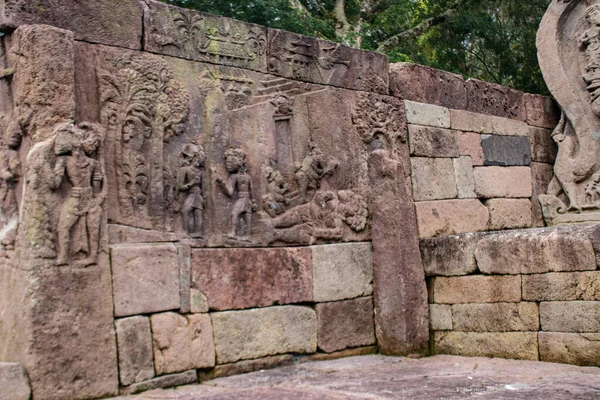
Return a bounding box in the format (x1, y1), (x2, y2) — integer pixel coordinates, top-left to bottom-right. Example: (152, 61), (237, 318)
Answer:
(0, 25), (118, 399)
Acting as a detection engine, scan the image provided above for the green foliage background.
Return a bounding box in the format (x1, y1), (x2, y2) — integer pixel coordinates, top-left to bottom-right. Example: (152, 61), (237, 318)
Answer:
(162, 0), (551, 95)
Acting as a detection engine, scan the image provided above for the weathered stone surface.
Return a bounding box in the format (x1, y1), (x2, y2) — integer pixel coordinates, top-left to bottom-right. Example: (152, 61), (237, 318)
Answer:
(312, 243), (372, 303)
(420, 232), (486, 277)
(452, 302), (539, 332)
(111, 244), (180, 317)
(457, 131), (484, 166)
(415, 199), (489, 238)
(408, 125), (460, 157)
(211, 306), (317, 364)
(315, 297), (376, 353)
(144, 0), (268, 72)
(540, 301), (600, 333)
(411, 158), (458, 201)
(481, 135), (532, 166)
(2, 0), (143, 49)
(268, 29), (389, 93)
(453, 157), (476, 199)
(431, 275), (521, 304)
(120, 370), (198, 395)
(191, 247), (312, 310)
(524, 93), (560, 129)
(190, 289), (209, 314)
(433, 332), (539, 360)
(465, 78), (526, 121)
(528, 126), (557, 163)
(151, 312), (215, 374)
(473, 166), (532, 198)
(531, 162), (554, 227)
(108, 224), (178, 244)
(405, 101), (451, 128)
(304, 346), (378, 362)
(523, 272), (600, 301)
(178, 245), (191, 313)
(115, 317), (155, 387)
(429, 304), (452, 331)
(0, 363), (30, 400)
(539, 332), (600, 367)
(485, 199), (532, 230)
(198, 355), (296, 382)
(369, 151), (429, 355)
(450, 110), (529, 136)
(476, 226), (597, 275)
(389, 63), (468, 109)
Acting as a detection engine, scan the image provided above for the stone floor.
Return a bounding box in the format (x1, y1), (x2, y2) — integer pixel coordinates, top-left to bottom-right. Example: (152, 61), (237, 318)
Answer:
(108, 355), (600, 399)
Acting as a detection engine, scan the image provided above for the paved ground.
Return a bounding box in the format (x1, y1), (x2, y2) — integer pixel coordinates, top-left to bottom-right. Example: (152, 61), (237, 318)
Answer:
(111, 355), (600, 399)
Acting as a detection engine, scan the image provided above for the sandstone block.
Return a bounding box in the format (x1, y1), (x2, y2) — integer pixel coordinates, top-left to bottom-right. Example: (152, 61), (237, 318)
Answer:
(434, 332), (539, 360)
(476, 226), (597, 275)
(369, 151), (429, 355)
(457, 131), (484, 166)
(315, 297), (376, 353)
(524, 94), (560, 129)
(111, 244), (180, 317)
(389, 63), (468, 109)
(190, 289), (209, 314)
(465, 78), (526, 121)
(151, 312), (215, 374)
(485, 199), (532, 230)
(191, 248), (312, 310)
(2, 0), (143, 49)
(312, 243), (372, 303)
(481, 135), (532, 166)
(415, 199), (489, 238)
(531, 163), (554, 227)
(405, 101), (451, 128)
(115, 317), (154, 387)
(453, 157), (476, 199)
(198, 355), (295, 382)
(408, 125), (460, 157)
(108, 224), (178, 244)
(473, 166), (532, 198)
(269, 29), (389, 93)
(429, 304), (453, 331)
(540, 301), (600, 333)
(0, 363), (30, 400)
(539, 332), (600, 367)
(178, 245), (191, 313)
(420, 232), (486, 276)
(411, 158), (458, 201)
(211, 306), (317, 364)
(452, 302), (539, 332)
(431, 275), (521, 304)
(523, 272), (600, 301)
(120, 370), (198, 395)
(529, 127), (557, 163)
(144, 0), (268, 72)
(450, 110), (529, 136)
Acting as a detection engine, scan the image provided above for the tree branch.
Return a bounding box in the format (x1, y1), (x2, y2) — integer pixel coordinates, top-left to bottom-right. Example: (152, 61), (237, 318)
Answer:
(288, 0), (310, 16)
(333, 0), (352, 41)
(376, 0), (466, 53)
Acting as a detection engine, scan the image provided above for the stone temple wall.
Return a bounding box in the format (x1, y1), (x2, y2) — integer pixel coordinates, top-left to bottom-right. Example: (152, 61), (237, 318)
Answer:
(0, 0), (591, 399)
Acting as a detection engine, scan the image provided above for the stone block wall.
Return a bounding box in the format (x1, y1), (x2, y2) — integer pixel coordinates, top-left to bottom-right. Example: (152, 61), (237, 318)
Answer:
(389, 63), (559, 239)
(423, 225), (600, 366)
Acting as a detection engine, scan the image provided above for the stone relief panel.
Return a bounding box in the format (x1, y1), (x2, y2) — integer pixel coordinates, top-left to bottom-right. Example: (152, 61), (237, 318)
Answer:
(538, 0), (600, 225)
(144, 0), (268, 73)
(268, 29), (389, 94)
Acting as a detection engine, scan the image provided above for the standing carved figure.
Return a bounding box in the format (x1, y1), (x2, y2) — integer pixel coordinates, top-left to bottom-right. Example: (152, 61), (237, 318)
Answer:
(51, 123), (105, 266)
(177, 143), (205, 238)
(216, 148), (256, 239)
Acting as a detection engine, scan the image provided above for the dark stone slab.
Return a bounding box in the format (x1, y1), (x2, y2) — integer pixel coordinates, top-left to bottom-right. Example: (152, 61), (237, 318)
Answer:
(389, 63), (468, 110)
(268, 29), (389, 93)
(482, 135), (532, 166)
(1, 0), (143, 50)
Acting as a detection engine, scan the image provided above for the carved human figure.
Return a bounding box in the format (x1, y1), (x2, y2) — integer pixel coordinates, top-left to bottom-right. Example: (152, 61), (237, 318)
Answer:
(216, 148), (256, 238)
(0, 115), (23, 226)
(51, 123), (105, 266)
(262, 166), (290, 218)
(294, 142), (339, 204)
(177, 143), (205, 238)
(580, 4), (600, 115)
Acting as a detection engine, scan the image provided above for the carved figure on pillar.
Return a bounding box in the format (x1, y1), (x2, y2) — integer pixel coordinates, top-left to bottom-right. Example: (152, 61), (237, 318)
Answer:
(51, 123), (106, 266)
(176, 143), (206, 238)
(0, 112), (23, 252)
(216, 148), (256, 240)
